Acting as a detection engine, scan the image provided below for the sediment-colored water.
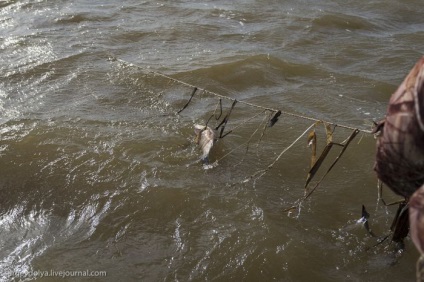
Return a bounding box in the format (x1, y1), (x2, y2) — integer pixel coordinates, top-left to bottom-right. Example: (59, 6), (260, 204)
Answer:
(1, 1), (423, 281)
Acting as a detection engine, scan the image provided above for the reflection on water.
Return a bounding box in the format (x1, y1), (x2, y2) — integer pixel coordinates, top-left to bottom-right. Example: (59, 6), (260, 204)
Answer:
(1, 0), (423, 281)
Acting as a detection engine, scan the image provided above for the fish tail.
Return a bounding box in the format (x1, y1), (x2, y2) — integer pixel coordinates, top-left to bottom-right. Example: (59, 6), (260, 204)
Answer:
(201, 156), (209, 165)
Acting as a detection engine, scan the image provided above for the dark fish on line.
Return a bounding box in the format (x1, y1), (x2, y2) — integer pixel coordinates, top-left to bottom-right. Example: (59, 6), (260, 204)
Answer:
(194, 124), (216, 164)
(357, 205), (369, 224)
(358, 205), (375, 237)
(268, 110), (281, 127)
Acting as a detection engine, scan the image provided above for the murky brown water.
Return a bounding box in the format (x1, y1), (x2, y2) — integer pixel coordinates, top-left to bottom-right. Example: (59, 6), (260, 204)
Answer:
(1, 0), (424, 281)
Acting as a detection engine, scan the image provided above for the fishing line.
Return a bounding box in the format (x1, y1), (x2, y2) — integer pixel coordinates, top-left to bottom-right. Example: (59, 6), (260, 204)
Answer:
(111, 57), (373, 134)
(109, 56), (381, 220)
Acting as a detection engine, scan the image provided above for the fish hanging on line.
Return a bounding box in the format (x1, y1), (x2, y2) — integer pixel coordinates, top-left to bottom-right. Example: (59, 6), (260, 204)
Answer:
(194, 124), (217, 164)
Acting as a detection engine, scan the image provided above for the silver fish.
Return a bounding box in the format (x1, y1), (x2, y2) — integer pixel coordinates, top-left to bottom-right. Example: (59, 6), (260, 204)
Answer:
(194, 124), (216, 164)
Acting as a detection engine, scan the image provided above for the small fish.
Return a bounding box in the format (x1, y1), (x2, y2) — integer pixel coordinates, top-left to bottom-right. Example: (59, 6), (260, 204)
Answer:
(357, 204), (370, 224)
(359, 205), (376, 237)
(194, 124), (217, 164)
(268, 110), (281, 127)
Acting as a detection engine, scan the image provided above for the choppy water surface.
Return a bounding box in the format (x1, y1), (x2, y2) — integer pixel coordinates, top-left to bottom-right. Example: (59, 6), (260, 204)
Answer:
(1, 0), (424, 281)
